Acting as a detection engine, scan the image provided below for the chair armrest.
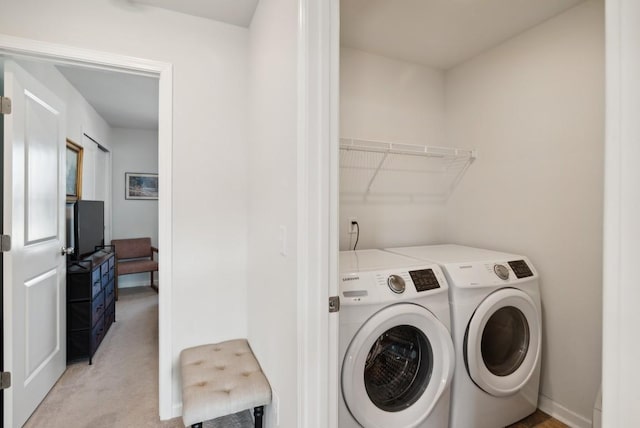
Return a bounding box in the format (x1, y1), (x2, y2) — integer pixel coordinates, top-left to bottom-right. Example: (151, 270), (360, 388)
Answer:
(151, 246), (159, 260)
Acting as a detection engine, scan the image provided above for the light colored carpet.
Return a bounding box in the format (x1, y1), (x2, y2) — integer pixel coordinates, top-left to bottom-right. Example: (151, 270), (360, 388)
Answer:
(24, 287), (184, 428)
(24, 286), (254, 428)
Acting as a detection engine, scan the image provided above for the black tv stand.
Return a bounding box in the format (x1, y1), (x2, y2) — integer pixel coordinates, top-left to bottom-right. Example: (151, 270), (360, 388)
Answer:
(66, 247), (116, 364)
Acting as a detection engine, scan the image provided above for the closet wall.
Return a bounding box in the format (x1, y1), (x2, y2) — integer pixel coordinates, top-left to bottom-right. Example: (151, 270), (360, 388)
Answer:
(339, 47), (447, 250)
(340, 0), (604, 424)
(445, 0), (604, 423)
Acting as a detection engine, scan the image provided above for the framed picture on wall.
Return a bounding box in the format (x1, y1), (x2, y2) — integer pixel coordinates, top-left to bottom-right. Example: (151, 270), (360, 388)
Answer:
(66, 139), (83, 201)
(125, 172), (159, 200)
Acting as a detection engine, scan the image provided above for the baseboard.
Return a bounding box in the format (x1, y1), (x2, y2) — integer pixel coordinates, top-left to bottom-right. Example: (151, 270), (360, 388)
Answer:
(538, 394), (592, 428)
(171, 403), (182, 419)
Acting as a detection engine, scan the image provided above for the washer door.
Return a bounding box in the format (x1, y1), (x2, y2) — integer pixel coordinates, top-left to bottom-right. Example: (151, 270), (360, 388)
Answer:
(342, 304), (455, 428)
(465, 288), (541, 397)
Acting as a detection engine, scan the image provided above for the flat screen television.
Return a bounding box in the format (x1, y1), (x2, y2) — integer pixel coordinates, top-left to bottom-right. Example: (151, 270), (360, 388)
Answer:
(66, 200), (104, 260)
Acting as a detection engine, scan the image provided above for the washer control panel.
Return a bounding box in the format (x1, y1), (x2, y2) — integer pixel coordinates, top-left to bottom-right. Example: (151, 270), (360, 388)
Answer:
(409, 269), (441, 292)
(339, 265), (448, 305)
(387, 274), (406, 294)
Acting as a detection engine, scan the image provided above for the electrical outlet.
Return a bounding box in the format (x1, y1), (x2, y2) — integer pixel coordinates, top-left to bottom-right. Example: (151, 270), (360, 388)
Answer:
(348, 217), (358, 234)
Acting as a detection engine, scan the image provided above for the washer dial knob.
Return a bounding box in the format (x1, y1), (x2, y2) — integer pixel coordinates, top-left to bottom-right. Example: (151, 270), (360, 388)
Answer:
(387, 274), (406, 294)
(494, 264), (510, 280)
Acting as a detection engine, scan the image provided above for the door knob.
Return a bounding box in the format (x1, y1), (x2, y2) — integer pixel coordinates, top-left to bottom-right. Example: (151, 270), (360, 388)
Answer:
(61, 247), (75, 256)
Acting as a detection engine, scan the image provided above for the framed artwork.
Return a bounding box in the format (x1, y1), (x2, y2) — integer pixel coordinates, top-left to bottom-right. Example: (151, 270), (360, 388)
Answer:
(125, 172), (159, 200)
(66, 139), (83, 201)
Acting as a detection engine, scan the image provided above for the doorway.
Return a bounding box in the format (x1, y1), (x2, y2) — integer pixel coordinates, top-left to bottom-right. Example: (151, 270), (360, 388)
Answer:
(0, 38), (173, 426)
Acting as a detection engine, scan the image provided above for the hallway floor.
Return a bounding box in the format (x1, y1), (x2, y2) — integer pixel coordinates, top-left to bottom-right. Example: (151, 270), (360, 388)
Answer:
(24, 287), (183, 428)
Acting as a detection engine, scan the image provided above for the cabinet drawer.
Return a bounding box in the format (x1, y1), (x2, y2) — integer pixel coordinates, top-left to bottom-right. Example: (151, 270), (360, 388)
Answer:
(90, 315), (106, 354)
(104, 280), (115, 307)
(67, 329), (90, 361)
(70, 293), (105, 330)
(68, 302), (91, 331)
(92, 291), (105, 326)
(68, 271), (92, 300)
(101, 261), (109, 286)
(109, 256), (115, 280)
(92, 268), (101, 286)
(104, 302), (115, 331)
(91, 276), (102, 299)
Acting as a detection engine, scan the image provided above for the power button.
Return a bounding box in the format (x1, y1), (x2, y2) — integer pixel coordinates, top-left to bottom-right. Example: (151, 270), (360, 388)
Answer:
(494, 264), (510, 280)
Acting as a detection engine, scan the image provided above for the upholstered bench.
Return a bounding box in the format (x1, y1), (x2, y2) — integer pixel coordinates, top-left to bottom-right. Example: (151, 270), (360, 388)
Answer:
(180, 339), (272, 428)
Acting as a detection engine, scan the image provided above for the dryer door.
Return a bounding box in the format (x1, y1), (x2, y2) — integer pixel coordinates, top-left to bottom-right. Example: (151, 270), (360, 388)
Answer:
(465, 288), (541, 397)
(342, 303), (454, 428)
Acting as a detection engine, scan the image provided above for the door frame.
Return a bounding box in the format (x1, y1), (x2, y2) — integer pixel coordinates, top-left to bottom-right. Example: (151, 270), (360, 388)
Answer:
(296, 0), (339, 426)
(603, 0), (640, 424)
(0, 34), (174, 419)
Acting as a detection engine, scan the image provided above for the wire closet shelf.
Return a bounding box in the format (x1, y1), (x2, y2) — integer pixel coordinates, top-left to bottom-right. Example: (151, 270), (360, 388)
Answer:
(339, 138), (477, 202)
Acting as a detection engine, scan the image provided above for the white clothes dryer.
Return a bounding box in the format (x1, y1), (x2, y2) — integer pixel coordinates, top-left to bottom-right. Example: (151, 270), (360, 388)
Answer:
(385, 245), (542, 428)
(339, 249), (455, 428)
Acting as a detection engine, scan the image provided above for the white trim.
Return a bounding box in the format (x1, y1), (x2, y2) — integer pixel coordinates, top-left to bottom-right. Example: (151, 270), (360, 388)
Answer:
(0, 34), (175, 420)
(538, 395), (591, 428)
(0, 34), (163, 77)
(156, 60), (173, 420)
(603, 0), (640, 425)
(328, 0), (340, 425)
(296, 0), (335, 426)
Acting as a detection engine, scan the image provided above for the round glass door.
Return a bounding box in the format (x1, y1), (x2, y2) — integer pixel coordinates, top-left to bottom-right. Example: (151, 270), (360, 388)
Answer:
(364, 325), (433, 412)
(481, 306), (530, 377)
(342, 304), (454, 428)
(465, 289), (540, 397)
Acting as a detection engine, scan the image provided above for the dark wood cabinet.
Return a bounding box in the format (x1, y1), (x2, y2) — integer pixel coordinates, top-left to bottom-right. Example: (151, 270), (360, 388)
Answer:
(67, 248), (116, 364)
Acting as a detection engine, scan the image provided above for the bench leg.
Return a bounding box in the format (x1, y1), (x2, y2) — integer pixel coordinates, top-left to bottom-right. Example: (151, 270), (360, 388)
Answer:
(254, 406), (264, 428)
(191, 423), (202, 428)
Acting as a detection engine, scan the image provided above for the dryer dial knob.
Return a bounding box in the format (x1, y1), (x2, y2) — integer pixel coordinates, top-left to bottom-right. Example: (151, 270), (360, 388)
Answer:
(387, 274), (406, 294)
(494, 264), (510, 280)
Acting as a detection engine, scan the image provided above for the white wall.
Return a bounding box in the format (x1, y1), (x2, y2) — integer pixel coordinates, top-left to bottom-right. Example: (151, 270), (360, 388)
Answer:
(444, 1), (604, 424)
(0, 0), (249, 416)
(247, 0), (299, 426)
(111, 127), (159, 288)
(339, 47), (447, 250)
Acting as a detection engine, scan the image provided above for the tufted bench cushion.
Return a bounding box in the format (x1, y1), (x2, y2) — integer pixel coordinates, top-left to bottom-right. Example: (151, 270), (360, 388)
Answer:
(180, 339), (272, 427)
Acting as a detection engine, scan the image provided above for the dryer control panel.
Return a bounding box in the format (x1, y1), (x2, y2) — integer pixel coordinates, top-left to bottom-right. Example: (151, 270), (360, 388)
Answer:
(443, 258), (537, 288)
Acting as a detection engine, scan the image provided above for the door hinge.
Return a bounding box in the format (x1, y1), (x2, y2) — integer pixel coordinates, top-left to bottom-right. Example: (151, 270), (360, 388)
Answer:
(0, 235), (11, 252)
(0, 97), (11, 115)
(0, 372), (11, 390)
(329, 295), (340, 313)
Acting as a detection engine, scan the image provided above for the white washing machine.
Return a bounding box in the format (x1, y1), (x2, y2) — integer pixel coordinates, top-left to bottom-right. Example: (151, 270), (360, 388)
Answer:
(339, 249), (455, 428)
(385, 245), (542, 428)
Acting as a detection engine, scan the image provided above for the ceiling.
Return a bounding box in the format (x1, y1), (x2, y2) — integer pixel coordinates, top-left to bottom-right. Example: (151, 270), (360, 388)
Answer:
(54, 0), (586, 130)
(341, 0), (585, 69)
(132, 0), (259, 27)
(56, 65), (159, 130)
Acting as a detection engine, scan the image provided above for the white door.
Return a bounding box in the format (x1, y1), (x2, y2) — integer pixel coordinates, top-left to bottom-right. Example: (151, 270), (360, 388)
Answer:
(3, 60), (67, 428)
